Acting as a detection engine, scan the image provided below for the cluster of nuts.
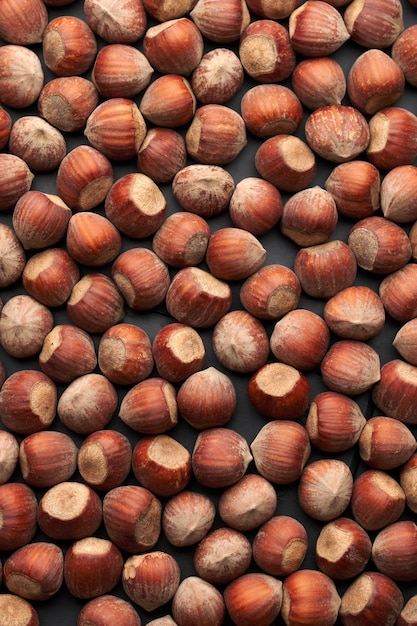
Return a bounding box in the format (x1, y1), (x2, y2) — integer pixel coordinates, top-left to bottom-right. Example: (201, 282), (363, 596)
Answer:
(2, 0), (417, 624)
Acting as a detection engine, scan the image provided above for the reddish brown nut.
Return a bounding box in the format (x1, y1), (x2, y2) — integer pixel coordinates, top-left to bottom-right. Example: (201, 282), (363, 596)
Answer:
(348, 215), (411, 274)
(8, 115), (66, 172)
(281, 569), (341, 626)
(347, 49), (405, 115)
(224, 573), (283, 626)
(373, 359), (417, 424)
(64, 537), (123, 599)
(393, 318), (417, 366)
(0, 45), (44, 109)
(56, 145), (114, 211)
(372, 520), (417, 582)
(298, 459), (353, 521)
(0, 154), (34, 211)
(240, 264), (301, 321)
(152, 212), (210, 268)
(252, 515), (308, 576)
(246, 0), (302, 17)
(98, 323), (153, 386)
(350, 469), (406, 531)
(176, 366), (236, 429)
(42, 16), (97, 76)
(190, 0), (250, 43)
(379, 263), (417, 322)
(105, 172), (167, 239)
(85, 98), (147, 161)
(392, 24), (417, 87)
(294, 240), (357, 299)
(77, 595), (142, 626)
(251, 420), (311, 485)
(305, 105), (370, 163)
(185, 104), (247, 165)
(315, 517), (372, 580)
(359, 415), (416, 470)
(103, 485), (162, 553)
(123, 551), (180, 612)
(229, 177), (282, 236)
(66, 212), (122, 267)
(212, 310), (269, 374)
(289, 0), (349, 56)
(132, 435), (192, 497)
(77, 430), (132, 492)
(143, 17), (203, 75)
(255, 134), (317, 193)
(22, 249), (80, 308)
(152, 322), (205, 383)
(270, 309), (330, 371)
(400, 453), (417, 513)
(324, 160), (381, 219)
(84, 0), (147, 43)
(12, 191), (71, 250)
(194, 527), (252, 585)
(0, 594), (39, 625)
(380, 164), (417, 223)
(140, 75), (196, 128)
(162, 491), (216, 548)
(0, 224), (26, 288)
(37, 481), (102, 541)
(172, 164), (235, 218)
(397, 594), (417, 626)
(143, 0), (196, 21)
(137, 128), (187, 183)
(166, 266), (232, 328)
(0, 483), (38, 551)
(57, 373), (118, 435)
(291, 57), (346, 110)
(119, 377), (178, 434)
(0, 0), (47, 45)
(339, 571), (403, 626)
(323, 286), (386, 340)
(280, 186), (338, 246)
(39, 324), (96, 383)
(241, 84), (303, 137)
(344, 0), (404, 48)
(248, 362), (310, 420)
(366, 106), (417, 170)
(4, 542), (64, 602)
(92, 43), (153, 98)
(321, 339), (380, 396)
(172, 576), (226, 626)
(67, 273), (125, 334)
(38, 76), (99, 133)
(0, 370), (57, 435)
(205, 227), (266, 281)
(218, 474), (277, 532)
(0, 431), (19, 485)
(112, 248), (170, 311)
(0, 106), (12, 149)
(19, 431), (78, 488)
(191, 427), (252, 489)
(0, 294), (53, 359)
(239, 19), (296, 83)
(191, 47), (243, 104)
(306, 391), (366, 453)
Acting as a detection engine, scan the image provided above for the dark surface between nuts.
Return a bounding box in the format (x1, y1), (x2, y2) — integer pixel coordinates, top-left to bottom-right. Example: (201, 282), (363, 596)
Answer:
(1, 1), (417, 625)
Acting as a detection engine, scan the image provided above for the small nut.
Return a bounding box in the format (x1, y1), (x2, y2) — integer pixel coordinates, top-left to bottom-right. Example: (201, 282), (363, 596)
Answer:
(92, 43), (154, 98)
(84, 0), (147, 44)
(344, 0), (404, 48)
(190, 0), (250, 43)
(42, 15), (97, 76)
(255, 134), (317, 192)
(140, 75), (196, 128)
(324, 160), (381, 219)
(240, 264), (302, 321)
(323, 285), (386, 340)
(320, 339), (380, 396)
(241, 84), (303, 138)
(38, 76), (99, 132)
(191, 47), (244, 104)
(291, 57), (346, 110)
(143, 17), (204, 75)
(289, 0), (350, 56)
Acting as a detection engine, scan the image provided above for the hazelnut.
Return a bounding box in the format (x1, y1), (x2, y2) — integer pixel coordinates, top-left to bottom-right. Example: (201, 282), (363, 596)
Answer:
(92, 44), (154, 98)
(172, 164), (235, 218)
(0, 106), (12, 149)
(320, 339), (380, 396)
(137, 128), (187, 183)
(12, 191), (71, 250)
(224, 573), (283, 626)
(339, 571), (403, 625)
(152, 322), (205, 383)
(19, 431), (78, 488)
(122, 551), (180, 612)
(248, 362), (310, 420)
(298, 458), (353, 521)
(0, 154), (34, 212)
(392, 24), (417, 87)
(39, 324), (97, 383)
(152, 212), (210, 268)
(98, 323), (153, 386)
(372, 359), (417, 424)
(0, 0), (47, 45)
(255, 134), (317, 192)
(240, 264), (302, 321)
(359, 415), (416, 470)
(0, 45), (44, 109)
(0, 223), (25, 289)
(0, 483), (38, 551)
(67, 273), (125, 334)
(280, 186), (338, 247)
(289, 0), (350, 56)
(0, 594), (39, 626)
(0, 294), (53, 359)
(366, 106), (417, 170)
(38, 76), (99, 133)
(372, 520), (417, 582)
(143, 18), (204, 75)
(315, 517), (372, 580)
(77, 430), (132, 492)
(42, 16), (97, 76)
(193, 527), (252, 585)
(191, 48), (244, 104)
(4, 542), (64, 602)
(324, 160), (381, 219)
(281, 569), (341, 626)
(77, 595), (141, 626)
(252, 515), (308, 576)
(241, 84), (303, 138)
(190, 0), (250, 43)
(379, 263), (417, 322)
(323, 285), (386, 340)
(350, 469), (406, 531)
(143, 0), (196, 21)
(84, 0), (147, 43)
(239, 19), (296, 83)
(291, 57), (347, 110)
(344, 0), (404, 48)
(205, 227), (266, 281)
(251, 420), (311, 485)
(218, 474), (277, 532)
(380, 164), (417, 223)
(172, 576), (226, 626)
(119, 377), (178, 434)
(393, 318), (417, 366)
(22, 249), (80, 308)
(162, 491), (216, 547)
(229, 177), (283, 236)
(140, 75), (196, 128)
(66, 212), (122, 267)
(8, 115), (66, 172)
(0, 431), (19, 485)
